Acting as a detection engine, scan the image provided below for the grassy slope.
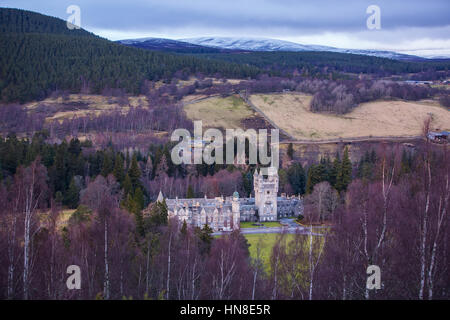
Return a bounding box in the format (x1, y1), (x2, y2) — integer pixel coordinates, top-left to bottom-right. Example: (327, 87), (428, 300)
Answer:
(184, 95), (254, 129)
(250, 93), (450, 140)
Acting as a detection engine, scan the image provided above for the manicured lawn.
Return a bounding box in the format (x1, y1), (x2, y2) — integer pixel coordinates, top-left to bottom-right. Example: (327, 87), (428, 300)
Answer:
(244, 233), (295, 270)
(244, 232), (325, 271)
(240, 221), (282, 228)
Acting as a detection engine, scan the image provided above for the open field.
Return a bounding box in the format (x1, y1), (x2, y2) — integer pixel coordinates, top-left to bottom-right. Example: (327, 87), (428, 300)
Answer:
(25, 94), (147, 122)
(244, 233), (295, 269)
(250, 93), (450, 141)
(184, 95), (254, 129)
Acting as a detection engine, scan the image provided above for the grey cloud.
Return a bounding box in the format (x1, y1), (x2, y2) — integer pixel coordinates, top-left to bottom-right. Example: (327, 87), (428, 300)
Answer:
(2, 0), (449, 32)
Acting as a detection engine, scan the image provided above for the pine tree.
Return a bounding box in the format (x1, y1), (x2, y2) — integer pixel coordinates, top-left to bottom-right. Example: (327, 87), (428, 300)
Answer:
(68, 138), (82, 156)
(113, 154), (125, 184)
(306, 165), (323, 194)
(123, 174), (133, 196)
(287, 143), (294, 160)
(134, 207), (145, 237)
(133, 187), (145, 211)
(330, 153), (341, 188)
(186, 185), (195, 198)
(52, 141), (68, 192)
(196, 223), (214, 254)
(65, 177), (80, 209)
(149, 198), (168, 227)
(128, 154), (142, 190)
(55, 191), (63, 204)
(159, 199), (168, 225)
(336, 147), (352, 192)
(288, 163), (306, 195)
(101, 152), (113, 177)
(243, 171), (254, 197)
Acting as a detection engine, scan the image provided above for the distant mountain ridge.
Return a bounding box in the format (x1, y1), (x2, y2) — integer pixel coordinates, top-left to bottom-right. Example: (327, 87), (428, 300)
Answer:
(179, 37), (424, 60)
(117, 36), (450, 79)
(120, 36), (425, 60)
(117, 38), (228, 53)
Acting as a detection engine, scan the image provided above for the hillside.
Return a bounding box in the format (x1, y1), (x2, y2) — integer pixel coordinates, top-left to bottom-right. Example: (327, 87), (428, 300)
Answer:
(0, 8), (260, 103)
(0, 7), (95, 36)
(249, 93), (450, 141)
(184, 95), (254, 129)
(180, 37), (421, 60)
(193, 51), (450, 76)
(118, 38), (228, 53)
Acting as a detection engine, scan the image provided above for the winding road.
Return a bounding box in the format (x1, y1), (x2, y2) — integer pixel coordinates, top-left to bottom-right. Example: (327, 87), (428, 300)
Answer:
(212, 218), (324, 236)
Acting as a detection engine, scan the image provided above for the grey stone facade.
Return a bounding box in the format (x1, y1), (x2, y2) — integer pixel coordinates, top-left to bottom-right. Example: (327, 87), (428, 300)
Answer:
(161, 167), (303, 231)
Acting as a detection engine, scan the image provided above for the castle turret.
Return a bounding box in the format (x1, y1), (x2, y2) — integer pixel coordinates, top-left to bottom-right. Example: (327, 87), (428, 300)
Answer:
(254, 167), (278, 222)
(157, 190), (164, 203)
(232, 191), (240, 230)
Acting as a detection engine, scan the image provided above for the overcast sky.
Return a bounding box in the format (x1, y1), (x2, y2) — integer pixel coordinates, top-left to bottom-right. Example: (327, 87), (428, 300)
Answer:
(2, 0), (450, 57)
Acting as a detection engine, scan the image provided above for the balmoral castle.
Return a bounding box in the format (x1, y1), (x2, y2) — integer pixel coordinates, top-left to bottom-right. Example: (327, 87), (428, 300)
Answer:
(157, 167), (303, 232)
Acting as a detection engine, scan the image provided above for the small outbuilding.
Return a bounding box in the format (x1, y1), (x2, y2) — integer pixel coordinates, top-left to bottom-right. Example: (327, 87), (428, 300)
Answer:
(427, 131), (449, 143)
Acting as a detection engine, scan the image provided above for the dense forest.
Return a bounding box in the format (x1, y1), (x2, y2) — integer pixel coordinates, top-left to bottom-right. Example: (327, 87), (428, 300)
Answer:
(0, 8), (260, 103)
(0, 130), (448, 299)
(190, 51), (450, 77)
(0, 7), (95, 36)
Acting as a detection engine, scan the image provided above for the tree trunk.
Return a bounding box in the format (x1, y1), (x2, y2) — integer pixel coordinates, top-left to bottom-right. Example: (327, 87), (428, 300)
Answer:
(166, 231), (172, 300)
(104, 219), (110, 300)
(7, 216), (17, 299)
(419, 162), (431, 300)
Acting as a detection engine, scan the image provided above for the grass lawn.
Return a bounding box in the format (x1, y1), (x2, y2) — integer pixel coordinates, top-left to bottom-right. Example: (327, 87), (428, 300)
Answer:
(240, 221), (282, 228)
(184, 95), (253, 129)
(244, 233), (295, 270)
(244, 232), (325, 271)
(250, 93), (450, 140)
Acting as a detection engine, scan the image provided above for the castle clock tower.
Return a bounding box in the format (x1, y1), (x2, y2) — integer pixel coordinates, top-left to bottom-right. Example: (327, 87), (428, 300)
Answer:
(254, 167), (278, 221)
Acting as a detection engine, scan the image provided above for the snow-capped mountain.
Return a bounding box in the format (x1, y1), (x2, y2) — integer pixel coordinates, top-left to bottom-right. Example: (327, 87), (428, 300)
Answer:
(116, 37), (227, 53)
(179, 37), (334, 52)
(117, 37), (208, 49)
(179, 37), (422, 60)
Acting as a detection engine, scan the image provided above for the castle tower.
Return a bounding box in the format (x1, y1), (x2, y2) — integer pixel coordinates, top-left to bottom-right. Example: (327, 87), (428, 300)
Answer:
(254, 167), (278, 221)
(157, 190), (164, 202)
(232, 191), (240, 230)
